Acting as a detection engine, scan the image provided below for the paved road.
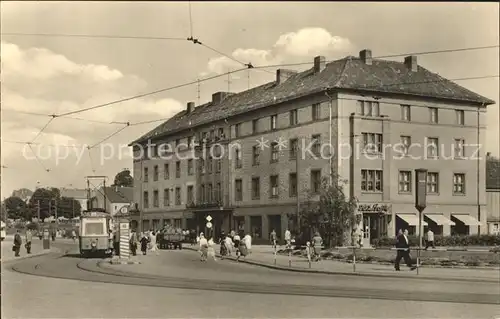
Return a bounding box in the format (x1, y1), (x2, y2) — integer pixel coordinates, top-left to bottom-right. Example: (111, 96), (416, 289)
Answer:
(2, 242), (499, 318)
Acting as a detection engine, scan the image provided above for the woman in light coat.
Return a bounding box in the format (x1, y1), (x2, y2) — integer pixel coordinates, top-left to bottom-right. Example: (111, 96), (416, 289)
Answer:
(224, 235), (234, 257)
(198, 233), (208, 261)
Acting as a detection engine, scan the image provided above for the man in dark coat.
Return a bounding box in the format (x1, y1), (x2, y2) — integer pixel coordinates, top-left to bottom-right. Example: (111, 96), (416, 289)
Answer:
(13, 230), (22, 257)
(395, 229), (416, 271)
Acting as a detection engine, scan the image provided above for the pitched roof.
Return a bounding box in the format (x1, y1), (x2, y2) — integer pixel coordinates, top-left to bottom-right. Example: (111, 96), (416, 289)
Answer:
(132, 55), (495, 144)
(486, 157), (500, 190)
(102, 187), (134, 203)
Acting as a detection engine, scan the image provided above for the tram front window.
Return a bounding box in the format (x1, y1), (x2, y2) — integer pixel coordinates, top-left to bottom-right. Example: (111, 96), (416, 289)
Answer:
(84, 223), (105, 236)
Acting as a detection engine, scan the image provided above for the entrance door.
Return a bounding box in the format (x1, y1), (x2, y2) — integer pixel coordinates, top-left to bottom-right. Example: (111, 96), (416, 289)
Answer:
(362, 215), (370, 247)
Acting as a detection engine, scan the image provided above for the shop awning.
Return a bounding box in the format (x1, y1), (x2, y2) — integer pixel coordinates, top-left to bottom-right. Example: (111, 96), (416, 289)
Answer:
(452, 214), (482, 226)
(425, 214), (455, 226)
(396, 214), (428, 226)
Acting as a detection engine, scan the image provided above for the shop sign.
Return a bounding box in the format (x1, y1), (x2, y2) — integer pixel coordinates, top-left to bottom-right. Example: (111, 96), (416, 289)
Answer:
(358, 204), (390, 214)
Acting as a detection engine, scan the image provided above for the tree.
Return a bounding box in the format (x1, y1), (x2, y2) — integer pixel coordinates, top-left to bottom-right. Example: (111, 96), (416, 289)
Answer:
(4, 196), (30, 220)
(113, 169), (133, 187)
(28, 188), (60, 221)
(58, 197), (82, 219)
(290, 175), (358, 248)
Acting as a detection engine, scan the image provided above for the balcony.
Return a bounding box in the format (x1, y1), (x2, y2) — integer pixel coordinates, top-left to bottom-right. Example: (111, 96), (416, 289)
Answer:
(186, 200), (224, 209)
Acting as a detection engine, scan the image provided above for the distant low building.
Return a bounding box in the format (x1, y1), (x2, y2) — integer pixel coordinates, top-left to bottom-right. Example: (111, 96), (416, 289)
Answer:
(60, 188), (88, 214)
(486, 154), (500, 235)
(12, 188), (33, 202)
(90, 186), (134, 217)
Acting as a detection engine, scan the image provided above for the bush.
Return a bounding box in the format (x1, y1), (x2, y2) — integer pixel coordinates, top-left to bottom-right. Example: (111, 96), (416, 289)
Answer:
(372, 234), (500, 247)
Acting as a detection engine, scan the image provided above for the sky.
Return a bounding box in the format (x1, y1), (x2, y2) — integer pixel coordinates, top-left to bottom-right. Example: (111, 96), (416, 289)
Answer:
(1, 2), (499, 198)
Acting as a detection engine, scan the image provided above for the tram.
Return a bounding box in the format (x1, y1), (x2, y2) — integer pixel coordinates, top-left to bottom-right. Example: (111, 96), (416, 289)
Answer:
(79, 210), (111, 257)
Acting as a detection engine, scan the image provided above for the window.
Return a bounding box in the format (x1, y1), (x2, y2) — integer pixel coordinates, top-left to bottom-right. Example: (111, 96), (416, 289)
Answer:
(216, 159), (221, 173)
(398, 171), (412, 193)
(400, 136), (411, 155)
(453, 173), (466, 195)
(251, 177), (260, 200)
(153, 165), (159, 181)
(153, 190), (159, 207)
(188, 159), (194, 175)
(252, 146), (260, 165)
(289, 173), (297, 197)
(216, 183), (221, 201)
(426, 137), (439, 158)
(427, 172), (439, 194)
(234, 123), (241, 138)
(209, 130), (215, 140)
(175, 187), (181, 205)
(252, 119), (259, 134)
(454, 139), (465, 158)
(401, 105), (411, 121)
(200, 184), (205, 202)
(290, 109), (298, 126)
(429, 107), (438, 123)
(199, 158), (205, 174)
(456, 110), (464, 125)
(289, 138), (298, 159)
(218, 128), (225, 139)
(235, 149), (242, 168)
(235, 179), (243, 201)
(359, 100), (380, 117)
(208, 156), (213, 173)
(187, 136), (193, 148)
(270, 175), (279, 198)
(144, 167), (149, 182)
(143, 191), (149, 208)
(270, 142), (279, 163)
(361, 170), (383, 192)
(311, 134), (321, 156)
(164, 164), (169, 179)
(270, 115), (277, 130)
(176, 161), (181, 178)
(311, 170), (321, 194)
(312, 103), (320, 120)
(362, 133), (383, 153)
(208, 183), (213, 202)
(163, 189), (170, 206)
(175, 139), (180, 148)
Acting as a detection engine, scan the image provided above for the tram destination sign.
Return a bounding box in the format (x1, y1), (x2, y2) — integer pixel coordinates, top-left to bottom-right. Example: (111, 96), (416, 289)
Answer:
(358, 204), (390, 214)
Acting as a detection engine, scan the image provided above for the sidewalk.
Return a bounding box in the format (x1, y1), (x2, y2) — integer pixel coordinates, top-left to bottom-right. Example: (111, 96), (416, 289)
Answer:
(191, 245), (500, 282)
(1, 238), (59, 263)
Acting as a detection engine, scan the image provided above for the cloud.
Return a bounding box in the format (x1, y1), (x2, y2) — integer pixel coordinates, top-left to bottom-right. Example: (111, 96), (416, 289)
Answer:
(1, 41), (184, 197)
(204, 28), (353, 75)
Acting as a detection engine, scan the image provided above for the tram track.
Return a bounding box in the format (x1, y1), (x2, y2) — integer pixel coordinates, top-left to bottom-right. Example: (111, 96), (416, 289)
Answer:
(7, 252), (500, 305)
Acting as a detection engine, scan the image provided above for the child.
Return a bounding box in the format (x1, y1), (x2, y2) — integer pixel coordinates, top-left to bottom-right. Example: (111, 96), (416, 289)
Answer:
(207, 238), (217, 261)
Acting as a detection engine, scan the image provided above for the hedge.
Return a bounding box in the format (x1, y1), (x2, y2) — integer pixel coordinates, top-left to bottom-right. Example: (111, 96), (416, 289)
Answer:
(372, 234), (500, 247)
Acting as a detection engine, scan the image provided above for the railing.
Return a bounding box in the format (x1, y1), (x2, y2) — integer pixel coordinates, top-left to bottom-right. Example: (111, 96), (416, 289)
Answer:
(186, 201), (224, 209)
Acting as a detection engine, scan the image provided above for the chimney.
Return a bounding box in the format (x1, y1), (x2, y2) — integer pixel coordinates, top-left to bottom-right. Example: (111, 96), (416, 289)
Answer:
(276, 69), (297, 84)
(211, 92), (231, 104)
(186, 102), (195, 114)
(359, 49), (372, 65)
(404, 55), (418, 72)
(313, 56), (326, 73)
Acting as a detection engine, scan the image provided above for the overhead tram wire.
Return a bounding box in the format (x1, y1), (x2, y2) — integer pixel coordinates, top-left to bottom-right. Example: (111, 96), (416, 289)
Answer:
(1, 32), (187, 41)
(30, 116), (56, 144)
(88, 123), (130, 149)
(1, 108), (124, 125)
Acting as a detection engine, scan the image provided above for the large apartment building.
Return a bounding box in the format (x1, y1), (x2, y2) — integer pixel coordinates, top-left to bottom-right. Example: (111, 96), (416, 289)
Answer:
(130, 49), (494, 244)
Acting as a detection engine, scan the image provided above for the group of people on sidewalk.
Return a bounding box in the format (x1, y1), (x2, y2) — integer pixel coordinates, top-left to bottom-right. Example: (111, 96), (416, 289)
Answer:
(128, 229), (160, 256)
(11, 229), (33, 257)
(198, 230), (252, 262)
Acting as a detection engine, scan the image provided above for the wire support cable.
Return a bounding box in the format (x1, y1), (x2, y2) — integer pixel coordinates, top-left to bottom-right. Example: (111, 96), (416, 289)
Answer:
(1, 32), (187, 41)
(88, 124), (130, 149)
(30, 116), (56, 144)
(27, 143), (51, 173)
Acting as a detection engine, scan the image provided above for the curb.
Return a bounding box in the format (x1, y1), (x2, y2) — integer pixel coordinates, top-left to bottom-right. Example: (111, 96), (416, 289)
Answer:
(183, 247), (498, 283)
(109, 258), (141, 265)
(1, 247), (61, 265)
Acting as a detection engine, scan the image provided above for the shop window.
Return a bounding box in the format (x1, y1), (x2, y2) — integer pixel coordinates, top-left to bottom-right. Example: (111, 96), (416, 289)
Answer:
(250, 216), (262, 239)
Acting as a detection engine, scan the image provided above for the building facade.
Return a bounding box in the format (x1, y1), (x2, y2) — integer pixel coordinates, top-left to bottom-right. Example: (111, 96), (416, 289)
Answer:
(60, 188), (88, 213)
(486, 155), (500, 234)
(90, 186), (134, 217)
(130, 49), (494, 244)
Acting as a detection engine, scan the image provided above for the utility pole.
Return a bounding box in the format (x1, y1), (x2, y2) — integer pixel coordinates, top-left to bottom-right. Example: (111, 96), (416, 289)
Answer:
(103, 179), (107, 213)
(54, 198), (58, 220)
(225, 69), (231, 92)
(296, 143), (301, 235)
(37, 200), (40, 221)
(197, 79), (201, 105)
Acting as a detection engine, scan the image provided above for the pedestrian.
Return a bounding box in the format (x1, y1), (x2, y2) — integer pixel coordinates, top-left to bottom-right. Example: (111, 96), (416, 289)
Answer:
(25, 228), (33, 254)
(425, 229), (435, 250)
(270, 229), (277, 248)
(395, 229), (416, 271)
(224, 235), (234, 257)
(199, 233), (208, 262)
(312, 232), (323, 261)
(71, 229), (77, 242)
(140, 233), (149, 255)
(230, 229), (236, 241)
(149, 231), (159, 255)
(13, 230), (22, 257)
(233, 233), (241, 258)
(243, 233), (252, 254)
(207, 237), (217, 261)
(284, 229), (291, 248)
(129, 230), (138, 256)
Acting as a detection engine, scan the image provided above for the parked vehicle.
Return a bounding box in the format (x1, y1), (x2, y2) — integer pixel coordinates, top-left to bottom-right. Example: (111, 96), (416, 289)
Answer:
(161, 226), (184, 250)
